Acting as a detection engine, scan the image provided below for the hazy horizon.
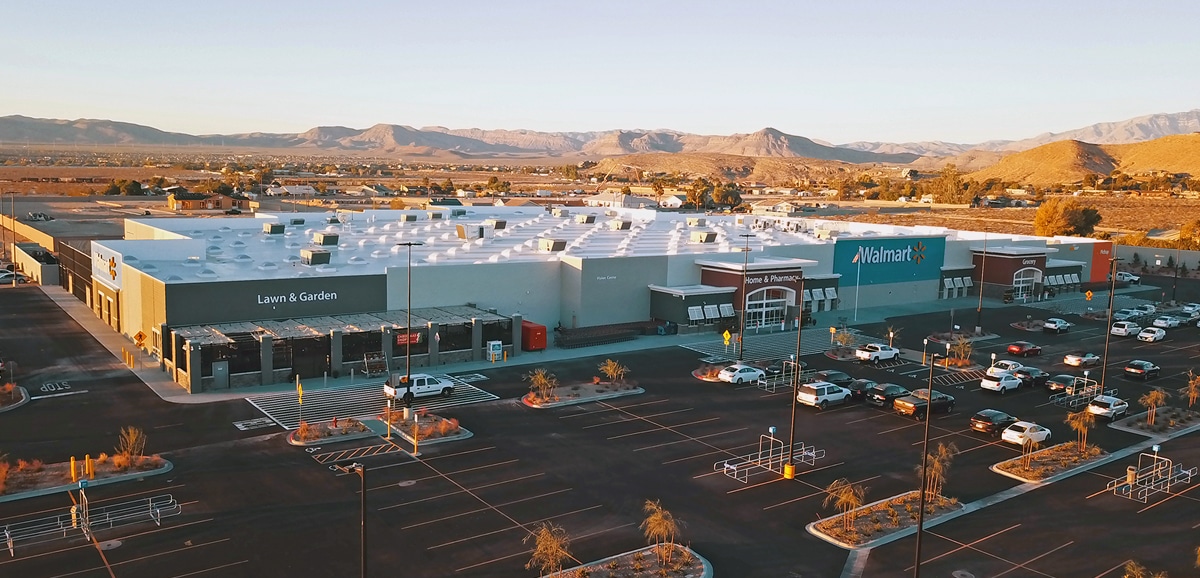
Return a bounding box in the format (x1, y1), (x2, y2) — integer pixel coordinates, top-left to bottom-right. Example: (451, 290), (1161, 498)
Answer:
(3, 1), (1198, 144)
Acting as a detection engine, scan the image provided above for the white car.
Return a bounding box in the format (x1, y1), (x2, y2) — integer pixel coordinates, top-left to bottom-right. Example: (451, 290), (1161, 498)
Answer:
(796, 381), (852, 410)
(1137, 327), (1167, 342)
(717, 364), (766, 384)
(1134, 304), (1157, 316)
(1110, 322), (1141, 337)
(1002, 421), (1052, 446)
(1182, 303), (1200, 315)
(980, 373), (1022, 394)
(1042, 318), (1072, 333)
(1063, 352), (1102, 367)
(1115, 271), (1140, 284)
(986, 360), (1024, 378)
(1153, 316), (1183, 328)
(1086, 395), (1129, 421)
(1113, 309), (1139, 321)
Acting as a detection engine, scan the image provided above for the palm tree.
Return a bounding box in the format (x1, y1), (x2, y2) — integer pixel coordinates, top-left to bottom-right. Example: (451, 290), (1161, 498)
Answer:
(915, 442), (958, 500)
(1021, 437), (1042, 470)
(1181, 370), (1200, 408)
(1065, 410), (1096, 454)
(524, 368), (559, 404)
(823, 478), (867, 532)
(1139, 388), (1170, 425)
(524, 522), (572, 576)
(640, 499), (681, 565)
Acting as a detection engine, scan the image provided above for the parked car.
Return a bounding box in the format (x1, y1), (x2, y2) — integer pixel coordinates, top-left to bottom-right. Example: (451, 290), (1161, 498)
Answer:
(1114, 309), (1141, 321)
(970, 409), (1019, 436)
(810, 370), (854, 388)
(382, 373), (455, 402)
(761, 358), (806, 377)
(1087, 395), (1129, 421)
(893, 389), (956, 419)
(1137, 327), (1167, 343)
(1063, 352), (1102, 367)
(1124, 360), (1161, 379)
(0, 271), (28, 284)
(1044, 374), (1078, 393)
(796, 381), (852, 410)
(866, 383), (911, 407)
(1013, 367), (1050, 388)
(1133, 304), (1157, 316)
(986, 360), (1023, 378)
(1182, 303), (1200, 315)
(980, 373), (1022, 394)
(1007, 341), (1042, 357)
(1152, 315), (1183, 328)
(1002, 421), (1052, 445)
(1042, 318), (1072, 334)
(855, 343), (901, 364)
(717, 364), (765, 384)
(844, 379), (876, 401)
(1110, 321), (1141, 336)
(1115, 271), (1140, 284)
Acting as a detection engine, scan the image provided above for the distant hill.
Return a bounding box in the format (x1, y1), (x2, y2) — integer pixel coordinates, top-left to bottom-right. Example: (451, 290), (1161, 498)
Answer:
(966, 133), (1200, 185)
(589, 152), (857, 185)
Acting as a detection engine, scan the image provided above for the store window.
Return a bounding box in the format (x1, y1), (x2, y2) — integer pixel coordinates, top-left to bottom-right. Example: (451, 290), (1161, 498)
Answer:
(439, 324), (472, 352)
(745, 287), (793, 329)
(1013, 267), (1039, 301)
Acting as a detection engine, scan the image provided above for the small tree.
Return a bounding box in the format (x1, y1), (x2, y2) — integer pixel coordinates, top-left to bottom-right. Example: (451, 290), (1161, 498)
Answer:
(1181, 371), (1200, 408)
(832, 328), (856, 348)
(116, 426), (147, 459)
(524, 522), (571, 576)
(949, 335), (973, 363)
(823, 478), (867, 532)
(915, 442), (958, 500)
(1139, 388), (1170, 425)
(640, 499), (681, 565)
(1021, 437), (1041, 470)
(524, 369), (559, 404)
(598, 359), (630, 385)
(1065, 410), (1096, 454)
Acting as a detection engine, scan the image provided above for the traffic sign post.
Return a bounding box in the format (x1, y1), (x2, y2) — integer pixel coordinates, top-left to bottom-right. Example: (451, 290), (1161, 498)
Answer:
(1085, 290), (1094, 301)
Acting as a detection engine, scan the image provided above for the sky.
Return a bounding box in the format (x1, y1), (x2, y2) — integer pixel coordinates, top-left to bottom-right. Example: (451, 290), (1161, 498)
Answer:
(3, 1), (1199, 144)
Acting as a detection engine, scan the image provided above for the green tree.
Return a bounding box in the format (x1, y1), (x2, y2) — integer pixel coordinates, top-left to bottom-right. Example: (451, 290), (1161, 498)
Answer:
(651, 180), (666, 206)
(440, 178), (455, 194)
(121, 180), (143, 196)
(712, 182), (743, 209)
(930, 164), (965, 203)
(686, 178), (712, 208)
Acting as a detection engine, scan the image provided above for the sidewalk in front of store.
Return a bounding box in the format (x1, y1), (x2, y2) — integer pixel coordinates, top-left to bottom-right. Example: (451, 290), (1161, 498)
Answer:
(39, 282), (1158, 405)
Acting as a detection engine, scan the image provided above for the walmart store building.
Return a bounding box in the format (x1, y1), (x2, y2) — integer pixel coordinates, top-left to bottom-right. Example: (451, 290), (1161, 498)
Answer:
(80, 207), (1111, 393)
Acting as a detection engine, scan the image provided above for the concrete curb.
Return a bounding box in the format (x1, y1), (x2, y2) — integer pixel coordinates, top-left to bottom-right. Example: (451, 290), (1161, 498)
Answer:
(523, 387), (645, 409)
(0, 386), (30, 414)
(558, 544), (712, 578)
(988, 443), (1110, 484)
(393, 425), (474, 446)
(286, 418), (388, 447)
(807, 490), (963, 550)
(0, 460), (175, 504)
(1107, 410), (1200, 438)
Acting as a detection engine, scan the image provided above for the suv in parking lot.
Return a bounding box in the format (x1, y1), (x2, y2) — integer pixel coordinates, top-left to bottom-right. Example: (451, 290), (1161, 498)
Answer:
(1124, 360), (1161, 379)
(970, 409), (1018, 436)
(810, 370), (854, 388)
(1042, 318), (1071, 333)
(796, 381), (851, 410)
(1111, 321), (1141, 336)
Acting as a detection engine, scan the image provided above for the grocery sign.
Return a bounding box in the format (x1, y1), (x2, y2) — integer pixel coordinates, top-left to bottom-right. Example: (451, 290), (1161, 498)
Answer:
(833, 237), (945, 285)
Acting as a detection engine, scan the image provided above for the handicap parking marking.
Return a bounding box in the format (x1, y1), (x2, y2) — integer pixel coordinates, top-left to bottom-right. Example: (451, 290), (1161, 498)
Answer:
(232, 417), (277, 431)
(450, 373), (489, 383)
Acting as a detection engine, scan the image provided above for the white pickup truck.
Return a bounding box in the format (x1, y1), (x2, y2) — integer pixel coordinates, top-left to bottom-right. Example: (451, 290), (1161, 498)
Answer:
(855, 343), (900, 363)
(383, 372), (455, 404)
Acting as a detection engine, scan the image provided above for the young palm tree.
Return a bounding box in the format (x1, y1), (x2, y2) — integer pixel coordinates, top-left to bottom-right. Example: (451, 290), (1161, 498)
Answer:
(949, 335), (973, 362)
(914, 442), (958, 501)
(1182, 370), (1200, 408)
(1139, 388), (1170, 425)
(822, 478), (867, 532)
(524, 368), (559, 403)
(598, 359), (630, 385)
(1065, 410), (1096, 454)
(524, 522), (572, 576)
(1021, 437), (1042, 470)
(640, 499), (681, 565)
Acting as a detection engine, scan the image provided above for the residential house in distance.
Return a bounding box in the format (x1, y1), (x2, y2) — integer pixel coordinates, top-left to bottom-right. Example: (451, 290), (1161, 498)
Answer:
(585, 191), (658, 209)
(347, 184), (394, 197)
(264, 185), (318, 197)
(658, 194), (688, 209)
(167, 192), (250, 212)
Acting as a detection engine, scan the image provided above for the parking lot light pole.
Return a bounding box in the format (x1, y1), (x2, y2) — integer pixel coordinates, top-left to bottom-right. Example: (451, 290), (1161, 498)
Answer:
(976, 232), (987, 334)
(914, 341), (950, 577)
(922, 338), (928, 366)
(334, 462), (366, 578)
(784, 278), (805, 480)
(1101, 258), (1122, 388)
(738, 233), (754, 361)
(397, 242), (423, 407)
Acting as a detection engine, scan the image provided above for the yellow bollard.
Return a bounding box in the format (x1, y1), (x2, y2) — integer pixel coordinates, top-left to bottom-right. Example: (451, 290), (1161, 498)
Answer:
(71, 456), (77, 482)
(84, 454), (91, 478)
(504, 351), (507, 362)
(412, 417), (419, 456)
(783, 463), (795, 480)
(87, 454), (94, 479)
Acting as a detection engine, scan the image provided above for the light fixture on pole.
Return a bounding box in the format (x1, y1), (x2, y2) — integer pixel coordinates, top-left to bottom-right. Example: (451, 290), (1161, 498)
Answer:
(889, 330), (894, 348)
(922, 338), (928, 366)
(397, 242), (423, 408)
(784, 277), (805, 480)
(738, 233), (755, 361)
(333, 462), (367, 578)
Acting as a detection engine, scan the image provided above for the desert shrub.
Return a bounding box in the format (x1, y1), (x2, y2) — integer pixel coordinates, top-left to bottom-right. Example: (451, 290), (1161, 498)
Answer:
(16, 459), (31, 472)
(96, 452), (109, 464)
(437, 419), (454, 436)
(0, 462), (9, 493)
(606, 560), (619, 571)
(29, 459), (43, 472)
(110, 453), (132, 471)
(116, 426), (147, 459)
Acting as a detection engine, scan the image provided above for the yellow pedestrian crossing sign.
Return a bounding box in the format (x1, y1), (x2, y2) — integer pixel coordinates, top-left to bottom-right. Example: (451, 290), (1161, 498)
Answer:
(1085, 290), (1094, 301)
(722, 330), (731, 345)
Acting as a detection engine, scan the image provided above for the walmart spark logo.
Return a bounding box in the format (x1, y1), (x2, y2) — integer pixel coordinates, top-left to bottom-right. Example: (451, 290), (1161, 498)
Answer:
(912, 241), (926, 264)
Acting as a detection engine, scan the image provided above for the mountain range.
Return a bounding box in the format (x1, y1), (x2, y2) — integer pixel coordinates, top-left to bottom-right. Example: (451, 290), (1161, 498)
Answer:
(1, 109), (1198, 163)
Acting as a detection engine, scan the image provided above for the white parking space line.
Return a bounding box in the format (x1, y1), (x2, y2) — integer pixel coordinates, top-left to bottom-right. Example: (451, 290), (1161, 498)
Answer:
(1136, 482), (1200, 513)
(581, 408), (693, 428)
(915, 524), (1022, 570)
(558, 399), (670, 418)
(606, 417), (721, 440)
(845, 412), (895, 425)
(428, 504), (604, 550)
(401, 488), (573, 530)
(762, 474), (880, 511)
(453, 522), (637, 573)
(989, 541), (1075, 578)
(879, 422), (925, 434)
(169, 560), (251, 578)
(634, 428), (748, 452)
(368, 459), (519, 491)
(378, 473), (546, 511)
(661, 441), (761, 464)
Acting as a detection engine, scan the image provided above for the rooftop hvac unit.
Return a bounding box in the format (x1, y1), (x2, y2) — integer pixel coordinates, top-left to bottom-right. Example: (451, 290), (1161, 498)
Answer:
(450, 209), (467, 217)
(608, 220), (632, 231)
(538, 238), (567, 252)
(457, 224), (492, 240)
(428, 211), (444, 220)
(399, 213), (416, 222)
(686, 217), (706, 227)
(484, 219), (507, 229)
(263, 223), (285, 235)
(551, 208), (570, 217)
(574, 214), (596, 224)
(689, 231), (717, 244)
(313, 232), (339, 246)
(290, 218), (305, 225)
(301, 248), (331, 265)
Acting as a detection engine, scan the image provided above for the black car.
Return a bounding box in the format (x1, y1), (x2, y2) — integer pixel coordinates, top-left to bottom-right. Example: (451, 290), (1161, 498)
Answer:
(866, 383), (911, 407)
(1045, 374), (1077, 392)
(811, 370), (854, 387)
(844, 379), (877, 401)
(970, 409), (1019, 436)
(1124, 360), (1161, 380)
(1012, 367), (1050, 388)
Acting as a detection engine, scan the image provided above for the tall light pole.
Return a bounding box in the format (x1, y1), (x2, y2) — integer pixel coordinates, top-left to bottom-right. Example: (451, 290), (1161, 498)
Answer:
(975, 232), (987, 334)
(784, 277), (805, 480)
(1101, 257), (1122, 388)
(738, 233), (755, 361)
(334, 462), (366, 578)
(914, 341), (950, 577)
(397, 242), (423, 407)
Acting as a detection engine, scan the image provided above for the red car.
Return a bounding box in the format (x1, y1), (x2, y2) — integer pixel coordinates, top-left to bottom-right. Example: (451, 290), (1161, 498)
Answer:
(1007, 341), (1042, 357)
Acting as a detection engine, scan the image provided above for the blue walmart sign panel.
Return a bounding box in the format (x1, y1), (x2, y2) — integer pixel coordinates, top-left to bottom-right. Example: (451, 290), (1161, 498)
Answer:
(833, 236), (946, 285)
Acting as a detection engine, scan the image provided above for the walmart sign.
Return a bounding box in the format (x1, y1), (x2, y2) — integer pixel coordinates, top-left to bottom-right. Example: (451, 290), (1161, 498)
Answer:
(833, 237), (945, 285)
